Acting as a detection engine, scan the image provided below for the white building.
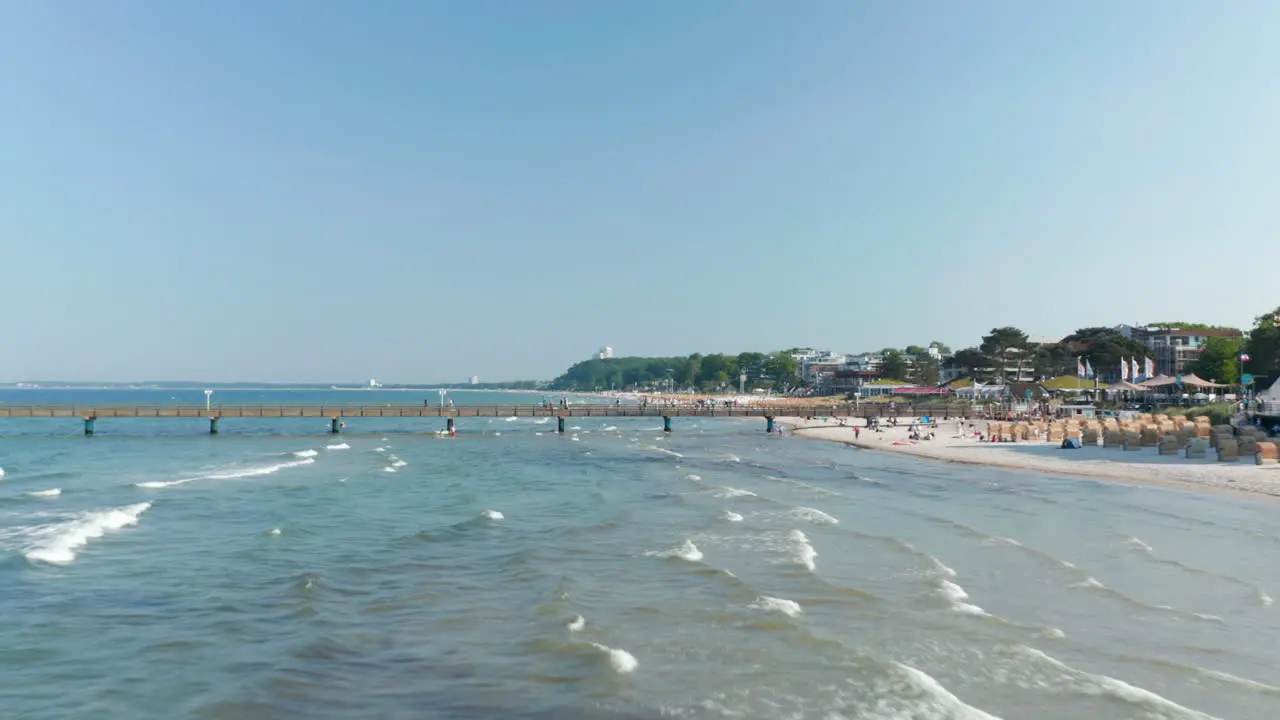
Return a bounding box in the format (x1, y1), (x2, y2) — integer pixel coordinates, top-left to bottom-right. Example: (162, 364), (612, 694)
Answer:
(598, 346), (614, 359)
(844, 353), (884, 372)
(369, 378), (382, 388)
(800, 352), (847, 388)
(470, 376), (479, 385)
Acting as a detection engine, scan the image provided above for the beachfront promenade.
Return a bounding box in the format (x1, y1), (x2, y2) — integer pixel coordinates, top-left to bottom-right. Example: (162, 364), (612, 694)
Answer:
(0, 403), (875, 435)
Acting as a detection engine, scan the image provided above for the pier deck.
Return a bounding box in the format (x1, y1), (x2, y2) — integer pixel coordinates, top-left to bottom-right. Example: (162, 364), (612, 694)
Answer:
(0, 404), (854, 419)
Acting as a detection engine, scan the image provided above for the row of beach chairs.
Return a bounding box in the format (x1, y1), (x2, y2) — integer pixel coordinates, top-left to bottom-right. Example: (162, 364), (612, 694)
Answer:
(986, 414), (1278, 464)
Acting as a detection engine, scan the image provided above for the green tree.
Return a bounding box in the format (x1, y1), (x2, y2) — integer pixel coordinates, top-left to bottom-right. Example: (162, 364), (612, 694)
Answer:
(980, 327), (1029, 382)
(736, 352), (767, 377)
(950, 347), (992, 382)
(1030, 343), (1074, 379)
(763, 355), (800, 390)
(878, 349), (909, 382)
(1062, 327), (1148, 377)
(680, 354), (702, 388)
(1192, 336), (1243, 385)
(906, 346), (940, 386)
(1244, 308), (1280, 388)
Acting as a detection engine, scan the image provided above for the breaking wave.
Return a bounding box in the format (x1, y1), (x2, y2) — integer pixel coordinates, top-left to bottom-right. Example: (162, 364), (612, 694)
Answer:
(23, 503), (152, 564)
(136, 458), (315, 488)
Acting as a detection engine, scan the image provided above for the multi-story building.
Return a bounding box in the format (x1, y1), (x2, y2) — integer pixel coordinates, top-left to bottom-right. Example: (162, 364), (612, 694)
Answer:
(800, 352), (848, 390)
(1127, 326), (1243, 376)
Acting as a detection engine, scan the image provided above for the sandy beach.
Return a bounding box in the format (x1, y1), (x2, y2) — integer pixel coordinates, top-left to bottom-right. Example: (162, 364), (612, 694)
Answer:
(785, 416), (1280, 500)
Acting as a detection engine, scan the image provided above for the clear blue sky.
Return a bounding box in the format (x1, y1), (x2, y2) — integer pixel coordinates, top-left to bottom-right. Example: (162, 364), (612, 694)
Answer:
(2, 1), (1277, 382)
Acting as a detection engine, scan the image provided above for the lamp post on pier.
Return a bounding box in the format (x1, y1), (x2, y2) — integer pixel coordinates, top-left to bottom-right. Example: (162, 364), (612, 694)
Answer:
(204, 389), (213, 412)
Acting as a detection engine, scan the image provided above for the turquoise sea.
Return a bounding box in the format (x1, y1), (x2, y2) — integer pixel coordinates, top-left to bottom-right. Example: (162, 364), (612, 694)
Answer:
(1, 389), (1279, 719)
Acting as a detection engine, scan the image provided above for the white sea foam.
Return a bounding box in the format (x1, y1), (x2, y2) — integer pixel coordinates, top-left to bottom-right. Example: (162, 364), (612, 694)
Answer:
(136, 458), (315, 488)
(722, 510), (744, 522)
(1070, 577), (1105, 589)
(985, 536), (1022, 547)
(267, 528), (281, 536)
(647, 539), (703, 562)
(713, 487), (756, 499)
(325, 443), (350, 450)
(570, 436), (579, 441)
(0, 466), (5, 477)
(1259, 588), (1274, 606)
(374, 447), (386, 452)
(685, 474), (702, 481)
(1198, 668), (1280, 694)
(936, 579), (991, 616)
(1038, 627), (1067, 639)
(724, 455), (740, 463)
(749, 595), (802, 617)
(506, 416), (518, 422)
(602, 425), (618, 432)
(788, 529), (817, 571)
(567, 615), (585, 632)
(570, 426), (581, 431)
(26, 488), (62, 498)
(534, 418), (550, 425)
(1193, 613), (1225, 624)
(890, 663), (1003, 720)
(391, 459), (407, 468)
(937, 580), (969, 602)
(1012, 645), (1220, 720)
(588, 642), (638, 673)
(1126, 536), (1154, 553)
(24, 502), (151, 564)
(481, 509), (504, 521)
(647, 446), (683, 458)
(383, 467), (397, 473)
(789, 506), (838, 525)
(931, 556), (957, 577)
(293, 449), (318, 458)
(954, 602), (992, 617)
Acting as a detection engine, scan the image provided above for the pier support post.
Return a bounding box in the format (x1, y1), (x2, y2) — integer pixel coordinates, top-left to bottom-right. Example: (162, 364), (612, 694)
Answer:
(766, 416), (775, 433)
(84, 416), (96, 436)
(447, 417), (455, 435)
(557, 416), (565, 434)
(209, 416), (220, 435)
(663, 416), (672, 433)
(330, 417), (341, 434)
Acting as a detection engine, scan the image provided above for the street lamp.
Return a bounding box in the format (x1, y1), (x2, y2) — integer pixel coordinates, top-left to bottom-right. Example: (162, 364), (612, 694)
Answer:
(204, 389), (213, 412)
(439, 389), (447, 408)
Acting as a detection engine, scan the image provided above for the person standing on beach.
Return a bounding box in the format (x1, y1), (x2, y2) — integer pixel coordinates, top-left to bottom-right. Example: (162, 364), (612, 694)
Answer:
(854, 425), (861, 440)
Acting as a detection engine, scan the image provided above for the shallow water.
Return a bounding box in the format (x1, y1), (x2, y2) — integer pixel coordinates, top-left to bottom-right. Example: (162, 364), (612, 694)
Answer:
(2, 398), (1279, 718)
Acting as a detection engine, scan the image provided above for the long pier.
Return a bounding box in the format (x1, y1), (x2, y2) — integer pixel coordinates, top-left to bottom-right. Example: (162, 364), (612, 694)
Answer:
(0, 404), (861, 435)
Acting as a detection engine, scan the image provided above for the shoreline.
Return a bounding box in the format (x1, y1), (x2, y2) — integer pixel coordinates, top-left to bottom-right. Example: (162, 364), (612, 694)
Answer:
(782, 416), (1280, 502)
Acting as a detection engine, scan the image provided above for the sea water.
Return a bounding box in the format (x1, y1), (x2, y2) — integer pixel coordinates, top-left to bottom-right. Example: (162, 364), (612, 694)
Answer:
(1, 391), (1279, 718)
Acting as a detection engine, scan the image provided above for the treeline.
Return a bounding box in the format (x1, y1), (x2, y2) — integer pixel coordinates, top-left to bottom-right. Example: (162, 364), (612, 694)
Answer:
(945, 327), (1151, 383)
(942, 325), (1249, 386)
(549, 352), (800, 392)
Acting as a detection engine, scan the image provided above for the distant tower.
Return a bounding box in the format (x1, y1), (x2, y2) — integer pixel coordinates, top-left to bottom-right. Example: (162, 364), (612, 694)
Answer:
(470, 375), (479, 385)
(599, 346), (614, 360)
(369, 378), (382, 388)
